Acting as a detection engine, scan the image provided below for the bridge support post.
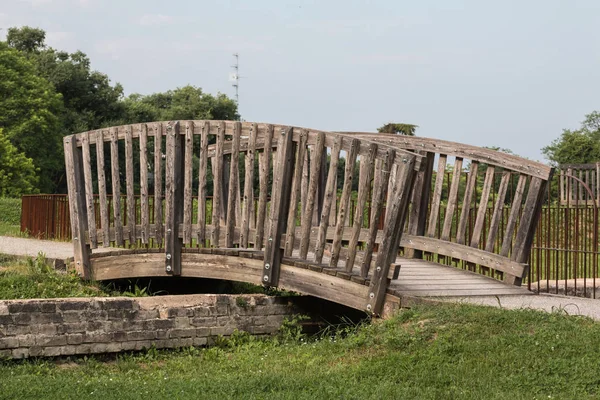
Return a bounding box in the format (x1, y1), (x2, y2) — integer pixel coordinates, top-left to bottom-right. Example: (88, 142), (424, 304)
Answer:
(405, 151), (434, 259)
(64, 136), (92, 279)
(164, 121), (185, 276)
(263, 127), (295, 286)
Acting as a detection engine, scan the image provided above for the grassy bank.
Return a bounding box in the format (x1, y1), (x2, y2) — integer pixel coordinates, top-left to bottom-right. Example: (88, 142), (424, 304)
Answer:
(1, 303), (600, 399)
(0, 253), (110, 299)
(0, 197), (21, 236)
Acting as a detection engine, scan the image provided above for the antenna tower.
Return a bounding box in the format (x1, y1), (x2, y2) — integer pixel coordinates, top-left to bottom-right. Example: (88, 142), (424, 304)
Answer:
(230, 53), (239, 106)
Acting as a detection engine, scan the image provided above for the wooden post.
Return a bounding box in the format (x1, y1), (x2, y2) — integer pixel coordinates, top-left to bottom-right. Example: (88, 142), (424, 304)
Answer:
(64, 135), (91, 279)
(367, 154), (416, 315)
(164, 122), (185, 276)
(263, 127), (295, 286)
(405, 152), (434, 258)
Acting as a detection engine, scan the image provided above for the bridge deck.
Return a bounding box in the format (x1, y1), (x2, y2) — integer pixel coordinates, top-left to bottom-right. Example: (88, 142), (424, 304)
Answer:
(389, 258), (532, 297)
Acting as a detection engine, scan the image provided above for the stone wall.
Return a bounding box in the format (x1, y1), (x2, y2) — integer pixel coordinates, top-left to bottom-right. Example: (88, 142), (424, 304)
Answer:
(0, 294), (300, 359)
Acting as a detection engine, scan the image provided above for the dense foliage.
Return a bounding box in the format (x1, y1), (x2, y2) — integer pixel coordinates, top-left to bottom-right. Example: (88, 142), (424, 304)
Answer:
(543, 111), (600, 166)
(0, 26), (238, 196)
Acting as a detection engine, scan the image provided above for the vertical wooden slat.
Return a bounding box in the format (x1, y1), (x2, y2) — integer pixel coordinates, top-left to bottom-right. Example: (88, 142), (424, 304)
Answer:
(470, 166), (495, 248)
(255, 125), (273, 249)
(110, 127), (123, 246)
(212, 121), (225, 246)
(125, 126), (135, 245)
(314, 136), (342, 263)
(154, 123), (164, 247)
(301, 150), (309, 215)
(81, 132), (97, 248)
(284, 130), (308, 256)
(226, 122), (241, 247)
(345, 143), (377, 271)
(427, 154), (447, 237)
(485, 171), (511, 253)
(361, 149), (394, 277)
(499, 174), (527, 257)
(139, 124), (150, 245)
(405, 151), (435, 258)
(507, 175), (549, 285)
(315, 147), (328, 226)
(441, 157), (463, 241)
(368, 153), (415, 315)
(197, 121), (209, 246)
(95, 130), (110, 247)
(263, 126), (295, 286)
(182, 121), (194, 245)
(63, 135), (91, 278)
(164, 121), (184, 275)
(456, 161), (479, 244)
(330, 139), (359, 268)
(299, 132), (326, 259)
(241, 122), (257, 248)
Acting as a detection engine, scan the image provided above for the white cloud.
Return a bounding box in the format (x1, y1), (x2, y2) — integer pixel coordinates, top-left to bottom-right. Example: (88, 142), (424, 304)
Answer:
(137, 14), (176, 26)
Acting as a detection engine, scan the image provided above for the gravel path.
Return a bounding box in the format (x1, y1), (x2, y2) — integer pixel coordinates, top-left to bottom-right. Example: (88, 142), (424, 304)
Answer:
(2, 236), (600, 320)
(0, 236), (113, 260)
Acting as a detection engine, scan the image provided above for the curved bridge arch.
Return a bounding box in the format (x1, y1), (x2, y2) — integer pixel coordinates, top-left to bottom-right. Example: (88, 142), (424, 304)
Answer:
(63, 121), (549, 315)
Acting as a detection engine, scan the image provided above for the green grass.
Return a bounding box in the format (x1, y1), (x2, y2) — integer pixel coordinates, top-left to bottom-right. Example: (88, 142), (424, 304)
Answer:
(0, 197), (22, 236)
(1, 303), (600, 399)
(0, 253), (110, 299)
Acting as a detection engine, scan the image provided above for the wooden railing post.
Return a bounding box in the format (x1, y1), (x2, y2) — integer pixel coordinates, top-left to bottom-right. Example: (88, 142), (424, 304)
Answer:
(164, 121), (185, 276)
(367, 154), (416, 315)
(63, 135), (91, 279)
(263, 127), (295, 286)
(405, 151), (434, 258)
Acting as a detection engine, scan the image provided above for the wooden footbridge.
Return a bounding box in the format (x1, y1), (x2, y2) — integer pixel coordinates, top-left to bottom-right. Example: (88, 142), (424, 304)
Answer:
(64, 121), (552, 315)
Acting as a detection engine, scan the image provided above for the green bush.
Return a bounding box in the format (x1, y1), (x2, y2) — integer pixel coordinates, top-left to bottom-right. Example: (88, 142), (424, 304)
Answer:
(0, 197), (20, 225)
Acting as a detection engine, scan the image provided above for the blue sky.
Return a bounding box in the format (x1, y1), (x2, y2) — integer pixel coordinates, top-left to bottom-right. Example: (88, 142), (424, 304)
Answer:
(1, 0), (599, 162)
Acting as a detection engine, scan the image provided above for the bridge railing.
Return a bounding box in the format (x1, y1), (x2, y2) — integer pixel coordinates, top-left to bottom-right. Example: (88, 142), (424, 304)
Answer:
(338, 133), (554, 286)
(64, 121), (420, 314)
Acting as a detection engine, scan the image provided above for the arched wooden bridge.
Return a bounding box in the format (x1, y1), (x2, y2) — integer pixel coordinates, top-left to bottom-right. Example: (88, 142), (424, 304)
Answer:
(64, 121), (553, 315)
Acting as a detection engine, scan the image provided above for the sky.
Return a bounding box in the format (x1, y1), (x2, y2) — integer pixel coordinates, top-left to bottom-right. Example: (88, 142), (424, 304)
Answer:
(1, 0), (599, 163)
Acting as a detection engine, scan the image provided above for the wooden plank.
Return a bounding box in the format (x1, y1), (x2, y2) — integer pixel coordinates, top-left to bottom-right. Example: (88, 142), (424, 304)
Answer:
(263, 126), (295, 286)
(63, 136), (91, 278)
(507, 175), (550, 285)
(240, 123), (257, 248)
(197, 121), (209, 246)
(314, 137), (342, 263)
(345, 143), (376, 271)
(299, 132), (326, 259)
(330, 139), (359, 268)
(212, 121), (225, 247)
(226, 122), (241, 247)
(125, 126), (136, 245)
(284, 130), (308, 256)
(405, 151), (435, 258)
(401, 234), (526, 278)
(81, 131), (97, 248)
(456, 161), (479, 244)
(255, 124), (273, 249)
(441, 157), (463, 241)
(139, 124), (150, 245)
(153, 123), (164, 247)
(368, 154), (416, 314)
(183, 121), (194, 245)
(427, 154), (447, 237)
(470, 166), (494, 248)
(499, 174), (527, 257)
(95, 130), (110, 247)
(164, 121), (184, 275)
(110, 127), (123, 246)
(485, 171), (510, 253)
(361, 149), (393, 277)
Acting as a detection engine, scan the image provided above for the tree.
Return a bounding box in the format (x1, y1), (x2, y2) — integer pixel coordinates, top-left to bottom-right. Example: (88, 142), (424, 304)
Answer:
(542, 111), (600, 166)
(0, 41), (63, 192)
(121, 85), (239, 123)
(377, 122), (418, 136)
(0, 129), (39, 197)
(6, 26), (46, 53)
